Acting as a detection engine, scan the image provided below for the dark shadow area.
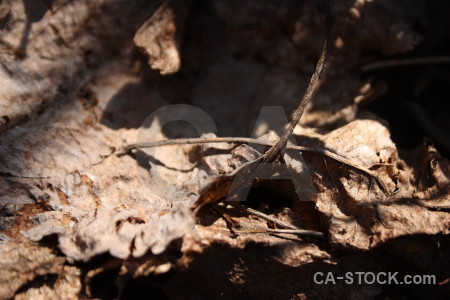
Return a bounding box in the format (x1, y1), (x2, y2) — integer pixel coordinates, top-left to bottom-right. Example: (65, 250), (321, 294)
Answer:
(144, 234), (449, 299)
(244, 180), (295, 212)
(195, 180), (300, 229)
(99, 70), (169, 130)
(121, 276), (171, 300)
(78, 239), (183, 299)
(364, 64), (450, 157)
(88, 267), (120, 300)
(120, 242), (184, 299)
(135, 149), (198, 173)
(99, 0), (301, 138)
(0, 3), (12, 30)
(360, 0), (450, 157)
(75, 253), (122, 298)
(69, 233), (449, 299)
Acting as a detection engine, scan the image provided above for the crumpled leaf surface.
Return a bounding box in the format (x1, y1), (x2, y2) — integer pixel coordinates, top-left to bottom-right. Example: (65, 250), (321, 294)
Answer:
(1, 0), (450, 298)
(133, 0), (191, 75)
(295, 120), (450, 250)
(0, 0), (195, 262)
(0, 241), (80, 300)
(179, 119), (450, 251)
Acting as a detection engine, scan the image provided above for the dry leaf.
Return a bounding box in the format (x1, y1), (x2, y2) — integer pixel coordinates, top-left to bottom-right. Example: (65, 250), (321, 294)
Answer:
(134, 0), (191, 75)
(0, 241), (80, 300)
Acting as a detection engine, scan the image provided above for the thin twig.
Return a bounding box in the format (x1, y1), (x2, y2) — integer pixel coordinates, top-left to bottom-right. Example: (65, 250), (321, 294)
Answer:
(196, 196), (313, 233)
(261, 3), (332, 163)
(205, 4), (332, 207)
(212, 226), (325, 239)
(361, 56), (450, 72)
(124, 136), (396, 195)
(206, 202), (326, 238)
(119, 137), (260, 155)
(227, 202), (301, 230)
(209, 203), (240, 229)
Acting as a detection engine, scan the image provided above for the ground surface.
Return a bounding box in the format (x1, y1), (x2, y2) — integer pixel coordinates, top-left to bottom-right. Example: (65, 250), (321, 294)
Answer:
(1, 0), (450, 299)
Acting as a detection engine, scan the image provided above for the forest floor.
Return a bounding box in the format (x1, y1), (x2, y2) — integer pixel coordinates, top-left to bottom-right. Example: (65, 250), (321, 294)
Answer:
(1, 0), (450, 299)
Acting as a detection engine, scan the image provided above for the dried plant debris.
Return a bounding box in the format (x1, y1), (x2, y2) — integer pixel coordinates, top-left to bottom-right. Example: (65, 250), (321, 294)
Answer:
(1, 0), (450, 298)
(135, 119), (450, 250)
(0, 241), (80, 300)
(134, 0), (192, 75)
(297, 120), (450, 249)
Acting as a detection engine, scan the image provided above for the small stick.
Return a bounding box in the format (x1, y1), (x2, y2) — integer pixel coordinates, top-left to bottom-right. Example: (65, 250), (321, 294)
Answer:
(361, 56), (450, 72)
(124, 136), (396, 196)
(119, 137), (260, 155)
(122, 4), (332, 184)
(261, 3), (332, 163)
(212, 227), (325, 239)
(195, 194), (310, 232)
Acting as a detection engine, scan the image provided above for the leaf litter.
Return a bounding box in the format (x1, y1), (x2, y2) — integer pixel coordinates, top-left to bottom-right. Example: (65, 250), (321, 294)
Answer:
(0, 0), (450, 298)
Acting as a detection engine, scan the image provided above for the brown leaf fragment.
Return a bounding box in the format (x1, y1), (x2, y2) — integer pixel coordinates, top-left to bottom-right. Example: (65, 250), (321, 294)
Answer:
(134, 0), (192, 75)
(0, 241), (80, 300)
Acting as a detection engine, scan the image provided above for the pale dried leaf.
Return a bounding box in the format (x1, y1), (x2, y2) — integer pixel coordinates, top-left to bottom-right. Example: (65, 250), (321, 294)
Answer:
(0, 242), (77, 300)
